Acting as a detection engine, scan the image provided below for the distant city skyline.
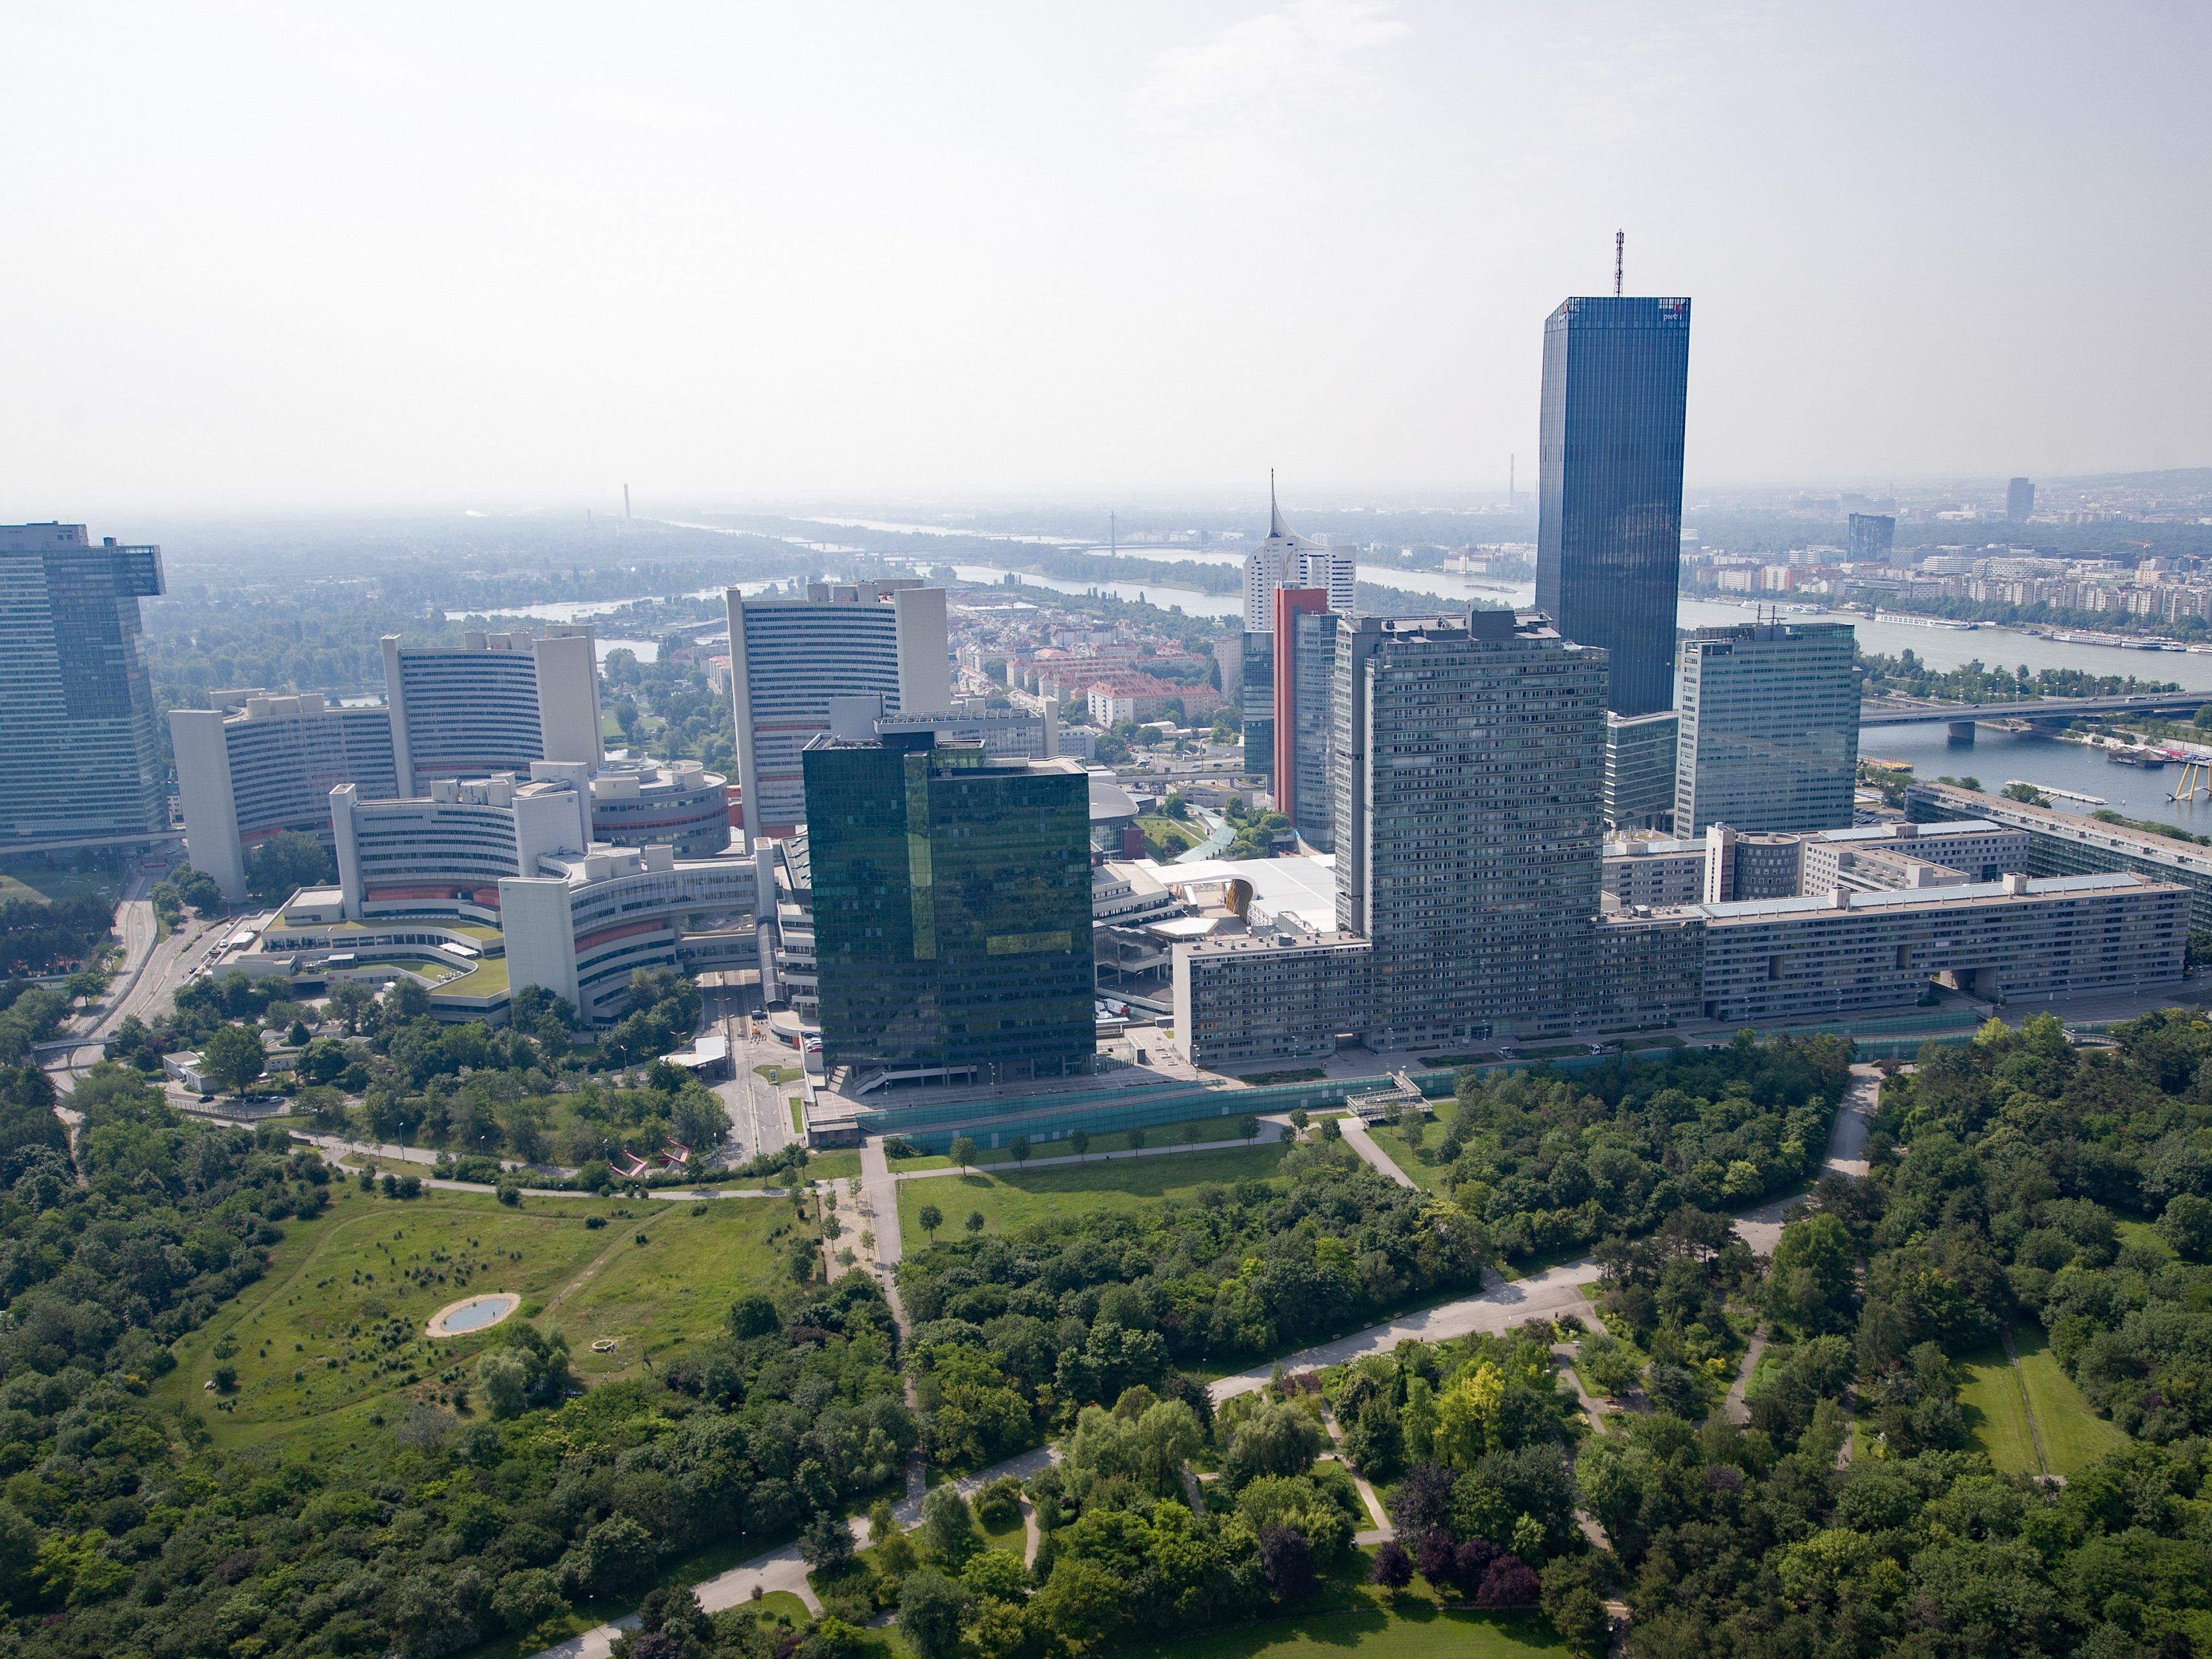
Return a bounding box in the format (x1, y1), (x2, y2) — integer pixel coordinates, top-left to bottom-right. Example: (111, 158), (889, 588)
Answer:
(2, 3), (2206, 511)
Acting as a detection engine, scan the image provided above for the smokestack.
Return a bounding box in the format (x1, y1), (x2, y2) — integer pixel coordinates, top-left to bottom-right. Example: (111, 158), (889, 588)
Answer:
(624, 484), (632, 519)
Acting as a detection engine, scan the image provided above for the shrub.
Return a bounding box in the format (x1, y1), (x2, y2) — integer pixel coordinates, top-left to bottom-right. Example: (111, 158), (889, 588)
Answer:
(1369, 1538), (1413, 1591)
(1475, 1553), (1539, 1608)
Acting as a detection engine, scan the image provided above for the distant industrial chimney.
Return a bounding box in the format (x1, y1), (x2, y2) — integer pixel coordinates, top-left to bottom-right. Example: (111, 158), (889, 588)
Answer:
(1614, 229), (1623, 297)
(624, 484), (632, 519)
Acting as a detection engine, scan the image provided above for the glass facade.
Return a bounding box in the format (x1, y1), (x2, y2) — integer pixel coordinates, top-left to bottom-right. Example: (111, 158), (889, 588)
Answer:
(804, 733), (1094, 1082)
(1270, 590), (1335, 847)
(1535, 295), (1692, 718)
(1238, 629), (1275, 780)
(1675, 622), (1860, 834)
(0, 525), (167, 848)
(1846, 512), (1896, 563)
(1602, 710), (1678, 832)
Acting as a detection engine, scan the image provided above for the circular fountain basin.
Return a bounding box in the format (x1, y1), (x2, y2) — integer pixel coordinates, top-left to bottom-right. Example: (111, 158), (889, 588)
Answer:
(425, 1292), (520, 1337)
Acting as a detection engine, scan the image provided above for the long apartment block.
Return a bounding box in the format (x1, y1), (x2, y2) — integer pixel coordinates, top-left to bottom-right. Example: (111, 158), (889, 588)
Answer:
(1174, 866), (2184, 1065)
(1909, 781), (2212, 932)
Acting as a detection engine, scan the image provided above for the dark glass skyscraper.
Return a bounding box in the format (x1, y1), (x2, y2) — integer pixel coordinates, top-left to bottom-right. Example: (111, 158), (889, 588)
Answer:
(1535, 295), (1692, 718)
(803, 732), (1094, 1084)
(1846, 512), (1896, 564)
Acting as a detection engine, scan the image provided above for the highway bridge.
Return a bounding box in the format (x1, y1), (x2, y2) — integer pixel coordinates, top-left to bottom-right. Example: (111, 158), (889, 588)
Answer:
(1859, 688), (2211, 728)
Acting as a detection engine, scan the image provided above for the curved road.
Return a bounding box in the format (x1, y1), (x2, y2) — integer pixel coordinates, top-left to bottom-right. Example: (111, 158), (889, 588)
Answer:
(39, 884), (220, 1093)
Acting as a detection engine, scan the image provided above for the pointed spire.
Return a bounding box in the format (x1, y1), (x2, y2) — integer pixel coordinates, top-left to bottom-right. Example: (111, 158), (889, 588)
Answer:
(1269, 468), (1290, 540)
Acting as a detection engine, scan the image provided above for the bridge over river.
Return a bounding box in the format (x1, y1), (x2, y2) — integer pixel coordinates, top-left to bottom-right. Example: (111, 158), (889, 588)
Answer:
(1860, 688), (2211, 731)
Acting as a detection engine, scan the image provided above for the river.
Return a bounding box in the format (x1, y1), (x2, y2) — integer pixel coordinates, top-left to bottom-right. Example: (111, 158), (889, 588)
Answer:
(1863, 722), (2212, 825)
(958, 547), (2212, 688)
(454, 541), (2212, 819)
(443, 580), (779, 624)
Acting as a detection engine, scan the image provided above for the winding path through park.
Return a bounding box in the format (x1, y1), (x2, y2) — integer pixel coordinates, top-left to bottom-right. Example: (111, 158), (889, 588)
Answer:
(531, 1065), (1888, 1659)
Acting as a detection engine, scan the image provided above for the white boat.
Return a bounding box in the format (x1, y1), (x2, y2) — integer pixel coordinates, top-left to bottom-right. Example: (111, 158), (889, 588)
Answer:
(2008, 779), (2106, 805)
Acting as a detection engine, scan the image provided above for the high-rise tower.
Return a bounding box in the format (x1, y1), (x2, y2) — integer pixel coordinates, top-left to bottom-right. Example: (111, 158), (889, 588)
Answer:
(1535, 294), (1693, 717)
(0, 524), (167, 851)
(1331, 610), (1606, 1046)
(1243, 476), (1356, 628)
(726, 580), (950, 845)
(1675, 620), (1859, 835)
(382, 627), (604, 794)
(803, 733), (1093, 1084)
(1270, 587), (1334, 849)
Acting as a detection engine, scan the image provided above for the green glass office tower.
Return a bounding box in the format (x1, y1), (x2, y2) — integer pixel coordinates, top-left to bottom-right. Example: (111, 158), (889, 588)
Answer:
(0, 524), (167, 849)
(1535, 295), (1692, 718)
(803, 733), (1094, 1083)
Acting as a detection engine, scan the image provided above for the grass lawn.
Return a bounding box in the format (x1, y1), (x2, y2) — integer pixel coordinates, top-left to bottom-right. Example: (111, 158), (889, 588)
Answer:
(2013, 1324), (2127, 1474)
(1957, 1341), (2041, 1476)
(156, 1182), (797, 1467)
(1119, 1605), (1562, 1659)
(545, 1198), (795, 1380)
(1138, 814), (1204, 856)
(1236, 1068), (1326, 1087)
(979, 1508), (1027, 1555)
(805, 1149), (863, 1184)
(434, 955), (509, 997)
(899, 1143), (1292, 1251)
(1363, 1118), (1450, 1191)
(889, 1112), (1269, 1172)
(351, 958), (465, 985)
(2116, 1217), (2172, 1258)
(755, 1063), (803, 1085)
(0, 862), (121, 905)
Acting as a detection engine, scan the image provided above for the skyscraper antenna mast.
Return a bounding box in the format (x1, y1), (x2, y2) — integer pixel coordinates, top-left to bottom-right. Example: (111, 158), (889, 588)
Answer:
(1614, 230), (1623, 297)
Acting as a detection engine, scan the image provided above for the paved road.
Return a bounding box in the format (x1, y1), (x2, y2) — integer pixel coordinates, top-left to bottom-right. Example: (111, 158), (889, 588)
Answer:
(534, 1407), (1059, 1658)
(712, 1019), (803, 1164)
(1729, 1065), (1879, 1253)
(41, 886), (219, 1092)
(1210, 1262), (1601, 1401)
(287, 1133), (807, 1202)
(1338, 1117), (1417, 1188)
(1723, 1327), (1770, 1426)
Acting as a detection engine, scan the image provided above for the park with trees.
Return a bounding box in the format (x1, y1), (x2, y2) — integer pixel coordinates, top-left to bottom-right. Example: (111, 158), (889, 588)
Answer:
(10, 1011), (2212, 1657)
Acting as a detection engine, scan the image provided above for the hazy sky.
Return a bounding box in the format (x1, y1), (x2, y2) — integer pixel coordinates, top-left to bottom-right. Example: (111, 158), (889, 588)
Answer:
(5, 2), (2207, 513)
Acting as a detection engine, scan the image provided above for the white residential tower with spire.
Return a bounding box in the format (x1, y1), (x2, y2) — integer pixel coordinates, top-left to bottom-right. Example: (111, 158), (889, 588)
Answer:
(1241, 475), (1356, 629)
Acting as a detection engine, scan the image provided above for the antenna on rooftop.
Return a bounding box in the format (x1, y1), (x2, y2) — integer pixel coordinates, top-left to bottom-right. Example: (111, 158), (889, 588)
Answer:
(623, 484), (632, 519)
(1614, 230), (1623, 297)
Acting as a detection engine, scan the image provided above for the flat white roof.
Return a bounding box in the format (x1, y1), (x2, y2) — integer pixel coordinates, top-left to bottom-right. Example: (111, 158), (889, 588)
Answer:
(1135, 853), (1339, 930)
(1702, 869), (2156, 922)
(661, 1032), (730, 1066)
(1815, 818), (2010, 844)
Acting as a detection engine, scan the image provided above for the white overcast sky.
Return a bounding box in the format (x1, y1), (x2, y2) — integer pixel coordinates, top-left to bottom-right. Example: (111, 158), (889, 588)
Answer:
(3, 1), (2207, 513)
